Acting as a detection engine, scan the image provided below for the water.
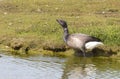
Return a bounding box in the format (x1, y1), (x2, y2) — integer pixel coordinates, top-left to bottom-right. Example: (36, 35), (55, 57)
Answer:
(0, 54), (120, 79)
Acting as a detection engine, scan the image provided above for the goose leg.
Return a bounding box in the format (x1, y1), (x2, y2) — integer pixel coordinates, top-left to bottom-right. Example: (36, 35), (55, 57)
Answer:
(74, 49), (86, 57)
(83, 52), (86, 57)
(81, 49), (86, 57)
(81, 47), (86, 57)
(74, 49), (83, 57)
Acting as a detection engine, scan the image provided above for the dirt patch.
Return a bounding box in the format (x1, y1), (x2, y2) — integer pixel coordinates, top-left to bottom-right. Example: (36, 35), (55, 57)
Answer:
(43, 44), (69, 52)
(10, 38), (24, 50)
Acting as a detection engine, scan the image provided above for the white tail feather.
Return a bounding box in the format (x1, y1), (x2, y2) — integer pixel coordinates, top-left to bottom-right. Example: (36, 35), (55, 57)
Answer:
(85, 41), (104, 50)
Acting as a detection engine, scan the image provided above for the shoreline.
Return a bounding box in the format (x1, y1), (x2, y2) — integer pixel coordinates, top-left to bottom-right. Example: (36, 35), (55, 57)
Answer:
(0, 42), (120, 58)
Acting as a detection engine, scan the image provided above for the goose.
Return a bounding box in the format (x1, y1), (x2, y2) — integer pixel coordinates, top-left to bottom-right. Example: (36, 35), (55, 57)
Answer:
(56, 19), (104, 56)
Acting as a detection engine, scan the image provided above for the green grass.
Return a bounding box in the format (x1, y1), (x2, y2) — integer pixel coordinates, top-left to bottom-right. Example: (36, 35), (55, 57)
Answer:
(0, 0), (120, 56)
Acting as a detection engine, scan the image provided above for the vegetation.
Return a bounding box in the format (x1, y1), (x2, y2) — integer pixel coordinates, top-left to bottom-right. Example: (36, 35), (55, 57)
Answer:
(0, 0), (120, 57)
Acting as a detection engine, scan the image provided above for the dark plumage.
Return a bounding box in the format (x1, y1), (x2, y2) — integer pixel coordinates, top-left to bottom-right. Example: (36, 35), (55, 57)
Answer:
(56, 19), (104, 56)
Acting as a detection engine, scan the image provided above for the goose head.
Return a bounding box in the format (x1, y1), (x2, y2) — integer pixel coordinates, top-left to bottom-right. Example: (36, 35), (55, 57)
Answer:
(56, 19), (67, 28)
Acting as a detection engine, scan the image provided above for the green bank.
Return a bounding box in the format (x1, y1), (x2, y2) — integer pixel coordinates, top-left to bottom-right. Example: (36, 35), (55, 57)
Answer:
(0, 0), (120, 57)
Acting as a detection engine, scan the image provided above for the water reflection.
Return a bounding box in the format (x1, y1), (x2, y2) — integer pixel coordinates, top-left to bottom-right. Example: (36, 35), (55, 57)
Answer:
(66, 64), (96, 79)
(0, 54), (65, 79)
(62, 57), (120, 79)
(0, 54), (120, 79)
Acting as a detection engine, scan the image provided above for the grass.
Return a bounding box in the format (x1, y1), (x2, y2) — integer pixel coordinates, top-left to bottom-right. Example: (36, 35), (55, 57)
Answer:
(0, 0), (120, 57)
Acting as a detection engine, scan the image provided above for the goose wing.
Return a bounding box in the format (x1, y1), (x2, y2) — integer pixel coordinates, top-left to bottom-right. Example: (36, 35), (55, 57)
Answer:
(69, 33), (102, 43)
(66, 33), (101, 49)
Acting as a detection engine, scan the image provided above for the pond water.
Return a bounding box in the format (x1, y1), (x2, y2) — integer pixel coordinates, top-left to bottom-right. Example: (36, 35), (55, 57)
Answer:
(0, 53), (120, 79)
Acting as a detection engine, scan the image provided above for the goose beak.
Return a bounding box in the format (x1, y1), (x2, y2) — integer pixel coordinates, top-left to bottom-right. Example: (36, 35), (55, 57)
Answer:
(56, 19), (62, 25)
(56, 19), (65, 24)
(56, 19), (61, 23)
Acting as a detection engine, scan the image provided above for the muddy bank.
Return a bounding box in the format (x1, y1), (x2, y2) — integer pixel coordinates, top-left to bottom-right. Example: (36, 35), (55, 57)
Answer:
(0, 37), (119, 57)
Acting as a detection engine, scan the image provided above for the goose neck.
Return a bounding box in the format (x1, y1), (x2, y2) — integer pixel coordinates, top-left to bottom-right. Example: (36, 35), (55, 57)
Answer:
(64, 28), (69, 35)
(63, 28), (69, 42)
